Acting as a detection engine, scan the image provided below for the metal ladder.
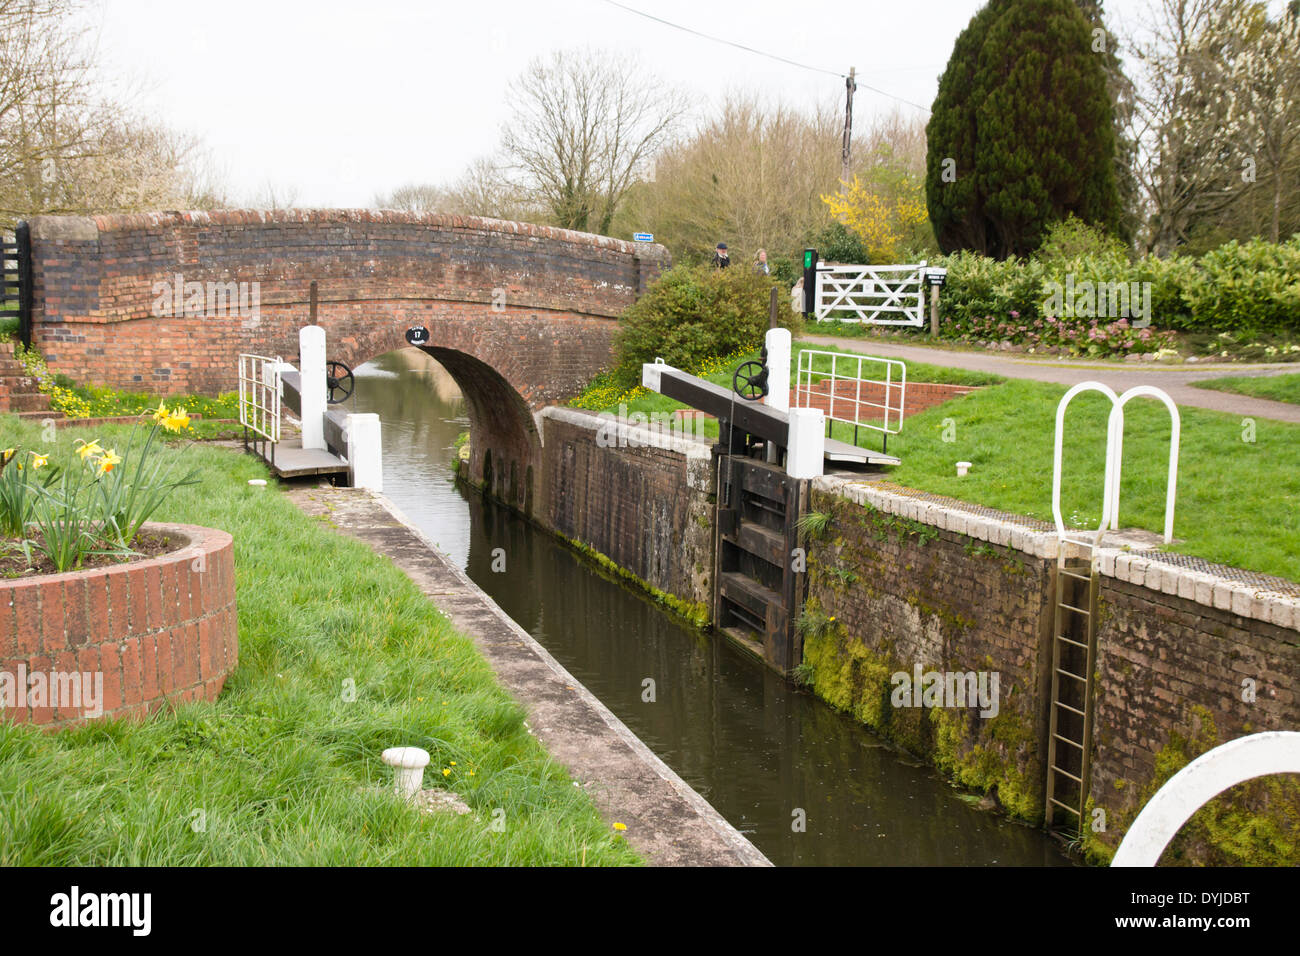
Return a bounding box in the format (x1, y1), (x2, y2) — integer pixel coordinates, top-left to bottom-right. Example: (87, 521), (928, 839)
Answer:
(1045, 538), (1100, 837)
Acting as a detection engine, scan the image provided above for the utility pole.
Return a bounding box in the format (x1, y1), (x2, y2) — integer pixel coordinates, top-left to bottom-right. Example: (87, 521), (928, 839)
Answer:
(840, 66), (857, 190)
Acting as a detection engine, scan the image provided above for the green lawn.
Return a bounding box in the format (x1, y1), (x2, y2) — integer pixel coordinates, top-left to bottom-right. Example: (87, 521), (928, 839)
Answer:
(1192, 372), (1300, 406)
(0, 415), (640, 866)
(570, 341), (1002, 442)
(887, 379), (1300, 582)
(576, 343), (1299, 582)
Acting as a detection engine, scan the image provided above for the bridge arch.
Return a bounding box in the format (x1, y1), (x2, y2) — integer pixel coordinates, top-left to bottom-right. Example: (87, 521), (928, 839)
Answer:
(23, 209), (668, 507)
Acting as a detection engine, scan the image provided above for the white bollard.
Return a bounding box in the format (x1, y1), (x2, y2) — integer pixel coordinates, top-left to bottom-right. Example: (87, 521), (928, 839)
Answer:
(299, 326), (327, 451)
(381, 746), (431, 799)
(346, 413), (383, 491)
(956, 461), (972, 477)
(786, 407), (825, 479)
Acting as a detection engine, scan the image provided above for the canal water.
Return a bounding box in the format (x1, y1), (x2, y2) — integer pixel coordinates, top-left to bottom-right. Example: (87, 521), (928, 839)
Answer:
(351, 348), (1072, 867)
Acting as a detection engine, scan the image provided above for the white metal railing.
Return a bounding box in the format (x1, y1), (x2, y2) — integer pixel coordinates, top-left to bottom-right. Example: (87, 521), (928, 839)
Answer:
(794, 348), (907, 436)
(238, 352), (282, 443)
(1052, 382), (1180, 551)
(814, 262), (927, 326)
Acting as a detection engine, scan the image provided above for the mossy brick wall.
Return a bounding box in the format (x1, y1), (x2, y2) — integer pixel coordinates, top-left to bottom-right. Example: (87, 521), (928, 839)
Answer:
(803, 475), (1300, 863)
(26, 209), (669, 399)
(801, 487), (1054, 822)
(1086, 578), (1300, 864)
(539, 408), (713, 616)
(1, 523), (238, 728)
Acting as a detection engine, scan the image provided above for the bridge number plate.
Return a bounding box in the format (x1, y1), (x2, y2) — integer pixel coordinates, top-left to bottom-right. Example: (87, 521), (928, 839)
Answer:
(632, 232), (654, 242)
(406, 326), (430, 345)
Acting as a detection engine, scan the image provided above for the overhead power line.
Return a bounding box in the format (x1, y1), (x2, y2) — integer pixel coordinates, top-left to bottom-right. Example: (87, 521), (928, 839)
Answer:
(598, 0), (931, 113)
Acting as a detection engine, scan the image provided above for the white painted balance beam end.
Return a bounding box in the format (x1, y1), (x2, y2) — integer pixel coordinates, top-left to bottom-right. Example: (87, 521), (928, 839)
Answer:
(346, 413), (383, 492)
(787, 407), (825, 479)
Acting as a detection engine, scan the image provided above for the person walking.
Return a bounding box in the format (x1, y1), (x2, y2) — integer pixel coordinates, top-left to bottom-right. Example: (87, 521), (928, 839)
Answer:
(711, 242), (730, 269)
(753, 248), (770, 275)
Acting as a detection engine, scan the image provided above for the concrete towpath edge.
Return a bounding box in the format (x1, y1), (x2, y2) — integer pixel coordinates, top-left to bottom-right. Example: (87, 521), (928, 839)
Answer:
(289, 485), (771, 867)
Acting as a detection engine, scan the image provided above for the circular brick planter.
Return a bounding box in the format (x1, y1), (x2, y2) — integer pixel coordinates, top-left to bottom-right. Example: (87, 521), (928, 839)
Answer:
(1, 522), (238, 727)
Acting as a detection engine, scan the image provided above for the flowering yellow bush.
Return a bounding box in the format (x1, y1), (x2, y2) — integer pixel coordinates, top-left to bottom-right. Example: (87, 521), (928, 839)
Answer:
(822, 172), (929, 263)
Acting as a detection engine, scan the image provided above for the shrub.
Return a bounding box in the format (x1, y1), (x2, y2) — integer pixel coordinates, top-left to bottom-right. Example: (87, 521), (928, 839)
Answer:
(612, 265), (794, 387)
(1035, 216), (1131, 265)
(1179, 238), (1300, 336)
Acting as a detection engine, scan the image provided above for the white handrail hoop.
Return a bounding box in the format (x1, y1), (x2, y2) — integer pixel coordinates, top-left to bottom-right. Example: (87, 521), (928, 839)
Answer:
(1052, 381), (1119, 547)
(1053, 381), (1181, 549)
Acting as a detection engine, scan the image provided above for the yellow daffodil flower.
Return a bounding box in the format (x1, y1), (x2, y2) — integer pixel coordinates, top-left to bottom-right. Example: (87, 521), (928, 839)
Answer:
(96, 449), (122, 475)
(161, 405), (191, 433)
(152, 400), (169, 423)
(75, 439), (103, 460)
(30, 452), (48, 469)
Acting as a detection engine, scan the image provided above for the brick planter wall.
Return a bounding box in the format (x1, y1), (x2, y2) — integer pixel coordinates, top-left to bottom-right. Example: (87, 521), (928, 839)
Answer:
(1, 522), (238, 727)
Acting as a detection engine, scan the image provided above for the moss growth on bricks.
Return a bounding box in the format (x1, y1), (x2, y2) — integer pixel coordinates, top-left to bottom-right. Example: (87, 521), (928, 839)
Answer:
(799, 597), (1040, 820)
(929, 704), (1041, 823)
(555, 532), (711, 629)
(1081, 706), (1300, 866)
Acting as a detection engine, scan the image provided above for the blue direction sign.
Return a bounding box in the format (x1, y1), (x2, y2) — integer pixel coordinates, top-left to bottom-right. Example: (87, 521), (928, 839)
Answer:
(633, 232), (654, 242)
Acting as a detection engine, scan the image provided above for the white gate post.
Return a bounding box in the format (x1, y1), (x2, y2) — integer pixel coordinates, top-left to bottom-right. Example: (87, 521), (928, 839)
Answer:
(346, 413), (383, 492)
(299, 326), (326, 451)
(765, 328), (791, 466)
(764, 327), (791, 414)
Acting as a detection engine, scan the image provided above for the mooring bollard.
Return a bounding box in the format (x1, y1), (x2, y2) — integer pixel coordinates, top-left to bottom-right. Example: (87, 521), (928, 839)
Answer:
(956, 461), (972, 477)
(381, 746), (431, 799)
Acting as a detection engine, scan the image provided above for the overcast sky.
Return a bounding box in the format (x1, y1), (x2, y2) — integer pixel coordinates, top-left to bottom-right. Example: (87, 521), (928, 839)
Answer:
(84, 0), (1289, 209)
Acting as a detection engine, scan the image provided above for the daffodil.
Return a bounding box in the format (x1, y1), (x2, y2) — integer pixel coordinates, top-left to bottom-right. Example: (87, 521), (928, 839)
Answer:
(96, 449), (122, 475)
(1, 448), (14, 465)
(29, 452), (48, 469)
(75, 439), (103, 460)
(158, 405), (191, 433)
(152, 400), (169, 423)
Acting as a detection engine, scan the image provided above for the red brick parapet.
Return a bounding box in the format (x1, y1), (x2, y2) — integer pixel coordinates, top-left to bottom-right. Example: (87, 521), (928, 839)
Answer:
(1, 522), (238, 728)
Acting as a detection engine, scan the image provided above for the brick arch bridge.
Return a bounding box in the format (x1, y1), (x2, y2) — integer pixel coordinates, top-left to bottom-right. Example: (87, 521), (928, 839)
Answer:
(25, 209), (669, 510)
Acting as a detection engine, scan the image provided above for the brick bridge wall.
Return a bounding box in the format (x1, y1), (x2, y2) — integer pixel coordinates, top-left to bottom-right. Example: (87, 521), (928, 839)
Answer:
(25, 210), (670, 511)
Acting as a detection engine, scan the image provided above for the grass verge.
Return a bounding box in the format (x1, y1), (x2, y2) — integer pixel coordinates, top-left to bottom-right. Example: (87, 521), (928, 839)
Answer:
(0, 415), (640, 865)
(1191, 373), (1300, 407)
(887, 379), (1300, 582)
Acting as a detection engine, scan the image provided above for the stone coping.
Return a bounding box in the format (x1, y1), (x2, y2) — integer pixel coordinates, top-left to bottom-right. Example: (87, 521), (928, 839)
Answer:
(815, 474), (1300, 634)
(29, 210), (672, 261)
(543, 406), (714, 460)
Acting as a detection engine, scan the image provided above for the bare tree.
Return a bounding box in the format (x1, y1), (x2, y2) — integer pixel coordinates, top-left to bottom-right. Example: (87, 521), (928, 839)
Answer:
(621, 95), (847, 264)
(501, 49), (687, 235)
(374, 157), (540, 221)
(0, 0), (229, 224)
(0, 0), (99, 224)
(1128, 0), (1245, 255)
(1211, 2), (1300, 242)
